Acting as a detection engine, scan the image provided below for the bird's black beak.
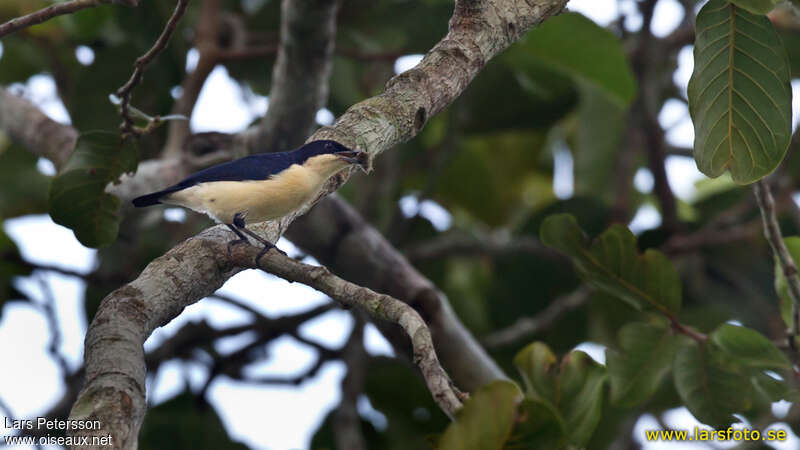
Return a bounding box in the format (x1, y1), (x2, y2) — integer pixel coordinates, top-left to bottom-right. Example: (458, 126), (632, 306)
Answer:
(335, 150), (370, 172)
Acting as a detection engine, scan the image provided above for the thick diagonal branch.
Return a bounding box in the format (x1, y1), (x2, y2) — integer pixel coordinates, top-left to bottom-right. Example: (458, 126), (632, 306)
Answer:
(68, 1), (567, 447)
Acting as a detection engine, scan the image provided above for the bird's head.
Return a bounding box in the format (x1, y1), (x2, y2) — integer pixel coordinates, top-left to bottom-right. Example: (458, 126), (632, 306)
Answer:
(321, 140), (371, 173)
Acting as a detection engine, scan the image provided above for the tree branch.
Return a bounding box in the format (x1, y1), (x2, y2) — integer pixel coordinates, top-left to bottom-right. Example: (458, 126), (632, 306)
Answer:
(660, 221), (760, 255)
(228, 245), (464, 418)
(0, 0), (137, 39)
(753, 180), (800, 350)
(35, 275), (72, 375)
(239, 0), (341, 153)
(162, 0), (221, 157)
(68, 0), (566, 446)
(286, 195), (508, 390)
(115, 0), (190, 137)
(333, 316), (367, 450)
(482, 287), (590, 349)
(403, 232), (557, 262)
(0, 87), (77, 171)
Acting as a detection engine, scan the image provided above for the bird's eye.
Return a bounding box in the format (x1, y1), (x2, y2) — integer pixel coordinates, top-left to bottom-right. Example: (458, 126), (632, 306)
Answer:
(325, 142), (333, 150)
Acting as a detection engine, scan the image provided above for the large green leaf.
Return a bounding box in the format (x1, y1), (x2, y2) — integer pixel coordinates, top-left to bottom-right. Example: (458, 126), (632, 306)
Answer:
(49, 131), (138, 248)
(688, 0), (792, 184)
(438, 380), (522, 450)
(513, 343), (606, 447)
(511, 399), (566, 449)
(711, 323), (791, 370)
(729, 0), (778, 14)
(506, 12), (636, 106)
(751, 371), (800, 403)
(513, 342), (559, 400)
(540, 214), (682, 315)
(606, 321), (679, 407)
(673, 340), (753, 429)
(557, 351), (606, 446)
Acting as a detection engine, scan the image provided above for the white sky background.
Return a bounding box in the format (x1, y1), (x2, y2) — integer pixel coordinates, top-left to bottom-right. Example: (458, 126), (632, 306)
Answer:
(1, 0), (799, 449)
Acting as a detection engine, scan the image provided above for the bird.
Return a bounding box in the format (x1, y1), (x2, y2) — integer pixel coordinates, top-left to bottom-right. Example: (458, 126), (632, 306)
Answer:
(132, 139), (369, 260)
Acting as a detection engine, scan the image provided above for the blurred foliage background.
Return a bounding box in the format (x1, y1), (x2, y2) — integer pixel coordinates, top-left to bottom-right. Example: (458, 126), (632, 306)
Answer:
(2, 0), (800, 448)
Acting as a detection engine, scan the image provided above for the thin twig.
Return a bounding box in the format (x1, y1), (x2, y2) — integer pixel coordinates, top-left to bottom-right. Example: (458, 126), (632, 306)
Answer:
(209, 293), (272, 320)
(229, 245), (465, 418)
(754, 180), (800, 350)
(163, 0), (220, 156)
(482, 287), (590, 349)
(115, 0), (190, 137)
(35, 275), (71, 375)
(404, 232), (553, 262)
(0, 0), (135, 39)
(660, 221), (760, 255)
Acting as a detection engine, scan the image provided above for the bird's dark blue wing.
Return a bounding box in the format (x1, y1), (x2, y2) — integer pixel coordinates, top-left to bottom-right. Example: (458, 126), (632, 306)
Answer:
(132, 152), (298, 207)
(178, 152), (297, 186)
(131, 140), (350, 207)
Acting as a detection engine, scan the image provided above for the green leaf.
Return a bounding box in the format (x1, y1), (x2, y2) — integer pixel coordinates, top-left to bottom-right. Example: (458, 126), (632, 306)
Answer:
(558, 351), (606, 446)
(607, 322), (679, 407)
(540, 214), (682, 315)
(513, 342), (559, 400)
(513, 343), (606, 447)
(729, 0), (778, 14)
(49, 131), (138, 248)
(512, 399), (566, 449)
(688, 0), (792, 184)
(438, 381), (522, 450)
(711, 323), (791, 370)
(673, 340), (753, 429)
(751, 371), (800, 402)
(506, 12), (636, 105)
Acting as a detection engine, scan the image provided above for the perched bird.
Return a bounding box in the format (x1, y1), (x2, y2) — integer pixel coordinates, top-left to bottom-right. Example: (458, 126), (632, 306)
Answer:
(133, 139), (368, 259)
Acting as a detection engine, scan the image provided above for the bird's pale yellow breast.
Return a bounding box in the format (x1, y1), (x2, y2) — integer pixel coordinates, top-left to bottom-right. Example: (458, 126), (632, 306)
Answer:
(162, 154), (349, 224)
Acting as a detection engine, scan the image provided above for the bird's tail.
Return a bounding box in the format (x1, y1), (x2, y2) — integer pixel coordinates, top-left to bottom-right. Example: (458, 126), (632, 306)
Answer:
(132, 191), (167, 207)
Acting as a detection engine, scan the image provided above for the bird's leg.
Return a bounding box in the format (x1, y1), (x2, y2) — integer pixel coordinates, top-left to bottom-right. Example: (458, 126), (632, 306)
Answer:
(232, 213), (286, 266)
(226, 224), (250, 257)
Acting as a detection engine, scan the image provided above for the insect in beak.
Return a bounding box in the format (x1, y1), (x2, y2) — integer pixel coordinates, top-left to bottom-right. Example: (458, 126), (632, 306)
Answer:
(335, 150), (370, 172)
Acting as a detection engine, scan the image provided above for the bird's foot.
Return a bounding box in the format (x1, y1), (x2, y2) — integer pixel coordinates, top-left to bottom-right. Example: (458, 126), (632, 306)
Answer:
(255, 242), (287, 268)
